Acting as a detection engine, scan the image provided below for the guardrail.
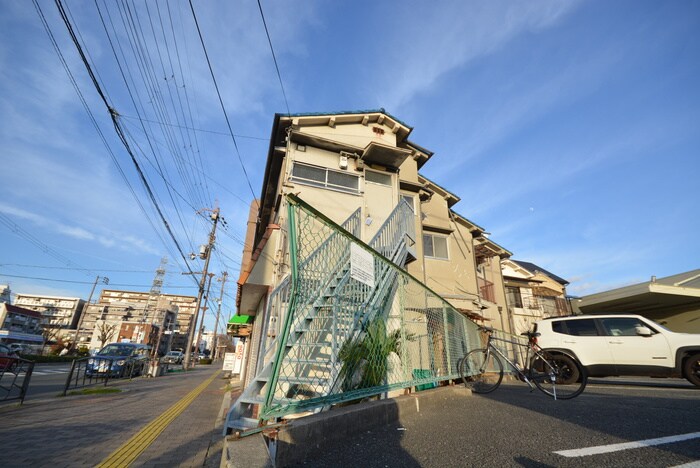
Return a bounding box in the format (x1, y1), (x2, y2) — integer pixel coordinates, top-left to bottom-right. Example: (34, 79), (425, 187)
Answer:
(0, 357), (36, 404)
(63, 356), (148, 396)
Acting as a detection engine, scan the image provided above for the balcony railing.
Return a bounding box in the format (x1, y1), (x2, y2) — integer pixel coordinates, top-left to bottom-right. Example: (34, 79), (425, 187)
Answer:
(477, 277), (496, 303)
(516, 296), (570, 317)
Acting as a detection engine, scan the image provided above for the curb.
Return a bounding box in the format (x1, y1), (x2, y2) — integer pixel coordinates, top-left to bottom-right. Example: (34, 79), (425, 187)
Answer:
(222, 385), (471, 467)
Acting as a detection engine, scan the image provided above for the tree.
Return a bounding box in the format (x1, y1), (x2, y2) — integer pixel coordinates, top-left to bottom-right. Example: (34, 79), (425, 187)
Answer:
(40, 323), (61, 355)
(96, 322), (118, 349)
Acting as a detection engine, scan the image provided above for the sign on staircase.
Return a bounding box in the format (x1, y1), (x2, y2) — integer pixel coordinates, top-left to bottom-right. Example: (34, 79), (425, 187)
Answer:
(350, 242), (375, 287)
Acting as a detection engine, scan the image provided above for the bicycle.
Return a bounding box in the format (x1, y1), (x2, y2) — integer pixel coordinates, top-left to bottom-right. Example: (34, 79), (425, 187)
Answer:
(459, 326), (587, 400)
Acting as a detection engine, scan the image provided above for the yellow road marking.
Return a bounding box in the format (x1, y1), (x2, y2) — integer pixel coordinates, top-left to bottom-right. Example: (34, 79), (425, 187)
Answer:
(97, 370), (221, 468)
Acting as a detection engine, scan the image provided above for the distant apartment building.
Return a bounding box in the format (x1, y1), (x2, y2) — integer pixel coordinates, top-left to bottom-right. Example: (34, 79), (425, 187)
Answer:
(501, 259), (571, 334)
(13, 293), (85, 341)
(78, 289), (196, 352)
(0, 303), (43, 345)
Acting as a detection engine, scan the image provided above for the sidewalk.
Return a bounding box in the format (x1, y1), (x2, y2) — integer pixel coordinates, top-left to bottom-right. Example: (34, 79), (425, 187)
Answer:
(0, 364), (229, 467)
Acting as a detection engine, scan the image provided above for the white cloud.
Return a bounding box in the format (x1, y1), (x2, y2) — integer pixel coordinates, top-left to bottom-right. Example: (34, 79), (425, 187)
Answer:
(0, 203), (159, 255)
(379, 0), (580, 111)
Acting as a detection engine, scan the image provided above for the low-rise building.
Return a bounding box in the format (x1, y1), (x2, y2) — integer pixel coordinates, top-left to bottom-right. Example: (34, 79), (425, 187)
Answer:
(13, 293), (85, 342)
(501, 259), (571, 334)
(0, 303), (43, 346)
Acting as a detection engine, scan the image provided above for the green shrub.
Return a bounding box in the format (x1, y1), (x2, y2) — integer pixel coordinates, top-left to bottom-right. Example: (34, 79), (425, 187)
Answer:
(198, 358), (213, 365)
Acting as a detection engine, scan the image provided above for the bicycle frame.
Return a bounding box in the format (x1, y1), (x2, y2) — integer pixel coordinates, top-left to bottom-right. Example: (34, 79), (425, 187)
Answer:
(484, 333), (553, 390)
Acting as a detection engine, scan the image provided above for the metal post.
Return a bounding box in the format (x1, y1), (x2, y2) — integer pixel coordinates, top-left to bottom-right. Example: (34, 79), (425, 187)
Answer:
(71, 276), (108, 353)
(194, 273), (215, 362)
(213, 272), (228, 360)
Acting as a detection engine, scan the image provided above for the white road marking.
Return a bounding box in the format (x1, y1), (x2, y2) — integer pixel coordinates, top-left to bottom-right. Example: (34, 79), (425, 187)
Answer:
(669, 461), (700, 468)
(554, 432), (700, 457)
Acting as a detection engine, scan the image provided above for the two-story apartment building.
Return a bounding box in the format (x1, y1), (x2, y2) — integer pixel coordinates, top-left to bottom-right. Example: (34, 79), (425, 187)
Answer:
(235, 109), (513, 388)
(501, 259), (571, 334)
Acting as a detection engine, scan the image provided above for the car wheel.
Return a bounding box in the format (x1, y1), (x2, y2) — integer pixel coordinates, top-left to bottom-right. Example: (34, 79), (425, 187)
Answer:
(684, 353), (700, 387)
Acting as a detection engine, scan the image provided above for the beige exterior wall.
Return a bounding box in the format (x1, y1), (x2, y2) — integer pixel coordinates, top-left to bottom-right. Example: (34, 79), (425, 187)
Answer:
(299, 121), (398, 149)
(238, 111), (514, 336)
(398, 156), (420, 184)
(284, 145), (366, 229)
(632, 308), (700, 334)
(421, 195), (452, 232)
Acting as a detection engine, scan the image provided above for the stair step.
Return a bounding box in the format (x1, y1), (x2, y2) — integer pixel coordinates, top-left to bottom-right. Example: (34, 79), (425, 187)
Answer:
(242, 395), (308, 406)
(285, 359), (331, 366)
(239, 395), (265, 405)
(227, 417), (260, 431)
(283, 376), (329, 385)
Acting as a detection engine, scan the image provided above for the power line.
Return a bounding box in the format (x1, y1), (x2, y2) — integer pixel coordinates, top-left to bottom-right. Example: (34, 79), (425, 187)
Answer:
(34, 0), (189, 278)
(120, 114), (268, 140)
(54, 0), (196, 279)
(188, 0), (259, 208)
(0, 213), (93, 277)
(256, 0), (290, 116)
(0, 264), (154, 273)
(0, 273), (198, 289)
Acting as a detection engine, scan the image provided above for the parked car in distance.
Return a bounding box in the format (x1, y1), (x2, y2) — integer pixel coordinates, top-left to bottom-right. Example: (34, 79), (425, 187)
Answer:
(162, 350), (183, 364)
(86, 342), (150, 378)
(534, 314), (700, 387)
(8, 343), (31, 355)
(0, 344), (19, 371)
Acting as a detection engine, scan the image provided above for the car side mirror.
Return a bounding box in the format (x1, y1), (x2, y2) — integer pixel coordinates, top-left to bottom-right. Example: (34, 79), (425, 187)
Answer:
(635, 326), (653, 337)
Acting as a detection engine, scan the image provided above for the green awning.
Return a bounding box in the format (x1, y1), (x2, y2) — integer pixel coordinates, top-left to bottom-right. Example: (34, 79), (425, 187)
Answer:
(228, 314), (253, 325)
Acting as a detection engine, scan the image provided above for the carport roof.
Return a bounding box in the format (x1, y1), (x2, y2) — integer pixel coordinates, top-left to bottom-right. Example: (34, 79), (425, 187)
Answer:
(578, 269), (700, 314)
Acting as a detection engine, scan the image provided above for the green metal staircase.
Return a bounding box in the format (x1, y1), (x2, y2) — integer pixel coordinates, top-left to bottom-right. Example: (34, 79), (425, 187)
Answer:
(224, 199), (415, 432)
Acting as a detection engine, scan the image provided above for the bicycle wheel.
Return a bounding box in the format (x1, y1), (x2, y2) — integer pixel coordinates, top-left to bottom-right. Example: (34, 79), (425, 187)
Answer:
(460, 348), (504, 394)
(531, 352), (587, 400)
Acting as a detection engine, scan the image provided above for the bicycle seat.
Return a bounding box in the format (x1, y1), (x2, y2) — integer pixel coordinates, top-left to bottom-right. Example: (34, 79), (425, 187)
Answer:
(520, 331), (541, 337)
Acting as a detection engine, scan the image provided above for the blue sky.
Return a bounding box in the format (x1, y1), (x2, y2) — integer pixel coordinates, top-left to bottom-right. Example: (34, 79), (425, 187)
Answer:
(1, 0), (698, 330)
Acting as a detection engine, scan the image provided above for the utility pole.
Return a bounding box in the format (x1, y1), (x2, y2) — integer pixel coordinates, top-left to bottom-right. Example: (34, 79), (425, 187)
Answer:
(71, 275), (109, 353)
(183, 207), (220, 369)
(213, 272), (228, 360)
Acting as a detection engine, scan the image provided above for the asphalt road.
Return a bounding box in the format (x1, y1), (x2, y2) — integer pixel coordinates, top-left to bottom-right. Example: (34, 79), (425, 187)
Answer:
(293, 378), (700, 467)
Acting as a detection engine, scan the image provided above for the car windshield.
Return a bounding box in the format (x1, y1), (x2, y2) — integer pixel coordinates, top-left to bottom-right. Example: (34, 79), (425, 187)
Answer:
(98, 344), (135, 357)
(166, 352), (180, 356)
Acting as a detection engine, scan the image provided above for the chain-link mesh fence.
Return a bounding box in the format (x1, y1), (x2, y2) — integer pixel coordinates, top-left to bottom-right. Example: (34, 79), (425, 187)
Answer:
(259, 195), (483, 419)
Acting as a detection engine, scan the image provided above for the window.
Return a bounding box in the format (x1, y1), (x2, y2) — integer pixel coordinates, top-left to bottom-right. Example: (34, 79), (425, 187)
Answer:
(553, 319), (599, 336)
(423, 233), (448, 259)
(291, 162), (360, 194)
(506, 286), (523, 308)
(599, 318), (654, 336)
(401, 194), (415, 214)
(365, 170), (392, 186)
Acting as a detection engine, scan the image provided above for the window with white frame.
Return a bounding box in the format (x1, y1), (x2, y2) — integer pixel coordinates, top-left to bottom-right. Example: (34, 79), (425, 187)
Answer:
(423, 233), (449, 260)
(290, 162), (360, 194)
(365, 169), (392, 186)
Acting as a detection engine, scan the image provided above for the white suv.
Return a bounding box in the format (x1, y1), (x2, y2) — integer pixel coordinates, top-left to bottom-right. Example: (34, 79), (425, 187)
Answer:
(534, 314), (700, 387)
